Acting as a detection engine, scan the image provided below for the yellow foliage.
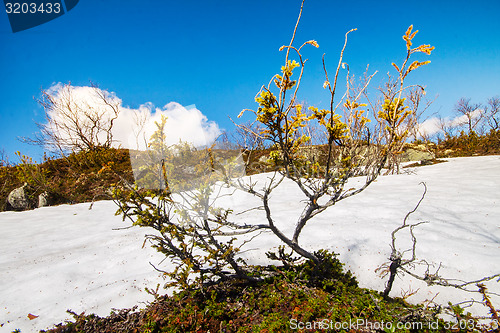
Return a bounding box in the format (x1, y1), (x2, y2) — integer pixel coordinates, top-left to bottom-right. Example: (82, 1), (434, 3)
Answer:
(403, 25), (418, 50)
(274, 60), (300, 90)
(343, 99), (367, 110)
(308, 106), (348, 140)
(305, 40), (319, 48)
(255, 90), (278, 125)
(402, 25), (435, 56)
(281, 60), (300, 79)
(379, 98), (412, 132)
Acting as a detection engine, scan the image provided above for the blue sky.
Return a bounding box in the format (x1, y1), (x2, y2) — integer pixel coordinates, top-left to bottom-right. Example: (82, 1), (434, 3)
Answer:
(1, 0), (499, 162)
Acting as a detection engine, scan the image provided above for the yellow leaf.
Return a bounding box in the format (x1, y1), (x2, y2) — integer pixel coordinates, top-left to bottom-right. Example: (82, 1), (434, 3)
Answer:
(407, 60), (431, 74)
(392, 62), (400, 73)
(406, 39), (412, 50)
(403, 25), (417, 50)
(410, 30), (418, 40)
(405, 25), (413, 38)
(414, 44), (435, 55)
(305, 40), (319, 48)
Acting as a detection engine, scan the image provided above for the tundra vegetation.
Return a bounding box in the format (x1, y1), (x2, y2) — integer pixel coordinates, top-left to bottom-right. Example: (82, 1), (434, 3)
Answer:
(109, 1), (500, 331)
(1, 1), (499, 331)
(115, 1), (436, 283)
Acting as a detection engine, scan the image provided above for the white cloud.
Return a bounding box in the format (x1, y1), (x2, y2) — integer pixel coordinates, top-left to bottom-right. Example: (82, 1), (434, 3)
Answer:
(449, 108), (483, 128)
(114, 102), (221, 150)
(417, 117), (442, 137)
(417, 109), (484, 138)
(44, 84), (221, 150)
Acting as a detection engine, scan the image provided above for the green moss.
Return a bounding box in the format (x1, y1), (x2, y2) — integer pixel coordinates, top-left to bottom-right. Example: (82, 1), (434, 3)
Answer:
(43, 252), (466, 332)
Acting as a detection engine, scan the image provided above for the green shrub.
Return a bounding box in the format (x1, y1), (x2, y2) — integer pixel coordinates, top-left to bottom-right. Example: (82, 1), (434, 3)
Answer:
(0, 147), (134, 211)
(43, 253), (455, 333)
(436, 129), (500, 157)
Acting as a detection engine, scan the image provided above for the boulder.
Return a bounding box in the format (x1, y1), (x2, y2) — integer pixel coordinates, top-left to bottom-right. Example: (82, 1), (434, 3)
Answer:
(6, 183), (35, 211)
(258, 155), (269, 164)
(38, 191), (53, 208)
(401, 148), (435, 162)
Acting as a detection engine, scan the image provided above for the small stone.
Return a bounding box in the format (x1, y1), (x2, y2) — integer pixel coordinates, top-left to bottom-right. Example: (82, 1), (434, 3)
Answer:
(38, 191), (52, 208)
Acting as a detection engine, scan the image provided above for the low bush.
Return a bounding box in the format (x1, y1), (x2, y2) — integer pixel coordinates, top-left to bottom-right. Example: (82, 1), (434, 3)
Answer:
(43, 251), (456, 333)
(435, 129), (500, 157)
(0, 147), (134, 211)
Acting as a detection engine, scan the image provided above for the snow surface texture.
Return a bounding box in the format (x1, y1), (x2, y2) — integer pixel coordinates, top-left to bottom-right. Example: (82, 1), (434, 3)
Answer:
(1, 155), (499, 332)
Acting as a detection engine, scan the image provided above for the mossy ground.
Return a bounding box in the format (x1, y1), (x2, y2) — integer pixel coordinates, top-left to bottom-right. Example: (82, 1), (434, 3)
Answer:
(41, 253), (471, 333)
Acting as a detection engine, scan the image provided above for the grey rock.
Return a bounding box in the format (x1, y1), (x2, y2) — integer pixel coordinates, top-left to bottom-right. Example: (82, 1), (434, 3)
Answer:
(402, 148), (435, 162)
(258, 155), (269, 164)
(7, 183), (34, 211)
(38, 191), (52, 208)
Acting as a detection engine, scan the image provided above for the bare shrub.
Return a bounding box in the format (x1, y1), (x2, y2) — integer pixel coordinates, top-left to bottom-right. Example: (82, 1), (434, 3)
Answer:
(23, 82), (121, 154)
(234, 6), (434, 262)
(454, 97), (483, 134)
(115, 0), (434, 285)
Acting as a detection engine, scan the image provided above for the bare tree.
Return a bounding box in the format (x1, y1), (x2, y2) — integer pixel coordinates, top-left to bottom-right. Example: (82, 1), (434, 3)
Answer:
(228, 118), (267, 151)
(131, 105), (150, 151)
(454, 97), (483, 134)
(378, 182), (429, 299)
(23, 82), (121, 154)
(485, 96), (500, 131)
(436, 114), (458, 141)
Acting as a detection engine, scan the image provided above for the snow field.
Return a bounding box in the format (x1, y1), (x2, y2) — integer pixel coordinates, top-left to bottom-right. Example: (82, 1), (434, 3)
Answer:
(0, 155), (499, 332)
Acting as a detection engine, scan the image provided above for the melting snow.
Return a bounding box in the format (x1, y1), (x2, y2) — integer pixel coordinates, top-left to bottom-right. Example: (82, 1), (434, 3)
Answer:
(1, 155), (499, 332)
